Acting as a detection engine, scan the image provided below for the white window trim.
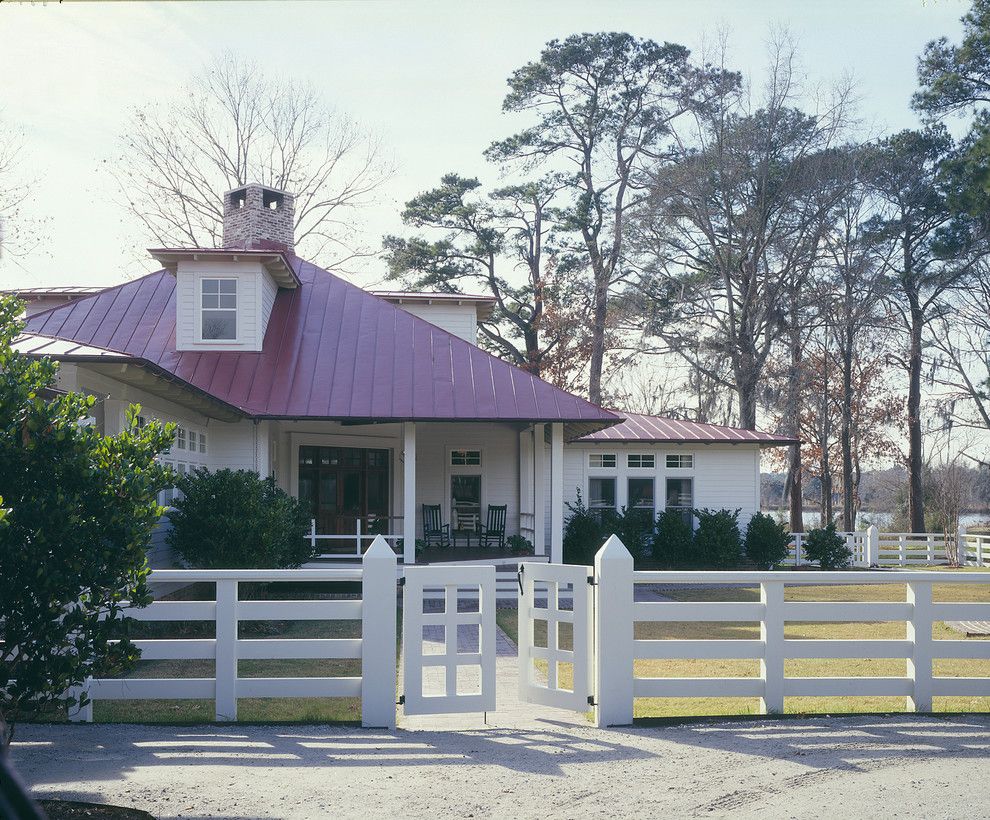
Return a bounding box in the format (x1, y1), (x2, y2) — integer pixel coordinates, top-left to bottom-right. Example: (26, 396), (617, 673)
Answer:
(198, 276), (239, 343)
(589, 452), (617, 469)
(447, 445), (485, 530)
(587, 475), (618, 513)
(626, 475), (657, 514)
(627, 453), (656, 469)
(665, 452), (696, 469)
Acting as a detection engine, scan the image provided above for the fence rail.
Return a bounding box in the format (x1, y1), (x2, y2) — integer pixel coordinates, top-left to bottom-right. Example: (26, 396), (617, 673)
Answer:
(70, 541), (399, 728)
(787, 527), (990, 568)
(306, 517), (405, 560)
(595, 537), (990, 727)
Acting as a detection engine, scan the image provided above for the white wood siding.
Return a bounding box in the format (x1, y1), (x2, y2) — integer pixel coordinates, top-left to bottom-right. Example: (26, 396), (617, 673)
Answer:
(392, 303), (478, 344)
(175, 259), (277, 352)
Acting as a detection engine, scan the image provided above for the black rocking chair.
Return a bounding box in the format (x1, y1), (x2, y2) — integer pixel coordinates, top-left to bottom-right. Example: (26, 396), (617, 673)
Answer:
(478, 504), (507, 550)
(422, 504), (450, 548)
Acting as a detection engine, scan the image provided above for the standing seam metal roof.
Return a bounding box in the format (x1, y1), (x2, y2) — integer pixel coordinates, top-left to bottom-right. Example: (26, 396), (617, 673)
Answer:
(22, 256), (621, 426)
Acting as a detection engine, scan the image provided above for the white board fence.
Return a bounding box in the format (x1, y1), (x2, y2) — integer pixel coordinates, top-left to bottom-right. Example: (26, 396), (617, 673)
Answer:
(69, 536), (398, 729)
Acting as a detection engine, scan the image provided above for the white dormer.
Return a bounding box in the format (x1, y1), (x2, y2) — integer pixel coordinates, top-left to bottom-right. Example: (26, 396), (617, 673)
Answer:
(373, 291), (495, 345)
(150, 183), (299, 353)
(151, 249), (298, 352)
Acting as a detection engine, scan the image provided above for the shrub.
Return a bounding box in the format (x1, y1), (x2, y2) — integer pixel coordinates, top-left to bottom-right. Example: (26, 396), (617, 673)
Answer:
(0, 296), (174, 746)
(694, 508), (742, 569)
(652, 509), (694, 567)
(744, 512), (791, 569)
(563, 490), (603, 565)
(803, 523), (852, 569)
(610, 507), (656, 563)
(507, 534), (534, 556)
(167, 469), (313, 568)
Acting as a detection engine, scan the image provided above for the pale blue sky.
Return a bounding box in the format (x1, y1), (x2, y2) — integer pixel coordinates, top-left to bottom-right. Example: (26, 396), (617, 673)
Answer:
(0, 0), (968, 289)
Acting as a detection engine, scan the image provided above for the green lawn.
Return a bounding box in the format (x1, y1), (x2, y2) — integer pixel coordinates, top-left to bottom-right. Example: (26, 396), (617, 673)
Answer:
(500, 576), (990, 719)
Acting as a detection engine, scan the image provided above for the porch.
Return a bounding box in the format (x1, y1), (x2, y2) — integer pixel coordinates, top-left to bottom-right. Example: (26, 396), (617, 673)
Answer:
(271, 418), (569, 564)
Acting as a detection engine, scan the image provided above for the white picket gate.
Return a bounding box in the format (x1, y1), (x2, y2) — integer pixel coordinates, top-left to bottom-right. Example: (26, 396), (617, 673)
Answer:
(516, 562), (593, 712)
(400, 565), (497, 715)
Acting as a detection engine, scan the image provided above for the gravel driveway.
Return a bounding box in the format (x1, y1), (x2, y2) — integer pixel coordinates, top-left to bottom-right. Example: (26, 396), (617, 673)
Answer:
(11, 715), (990, 819)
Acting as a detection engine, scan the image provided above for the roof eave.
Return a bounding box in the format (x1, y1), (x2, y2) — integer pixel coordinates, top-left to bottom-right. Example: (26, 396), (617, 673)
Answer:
(148, 248), (300, 289)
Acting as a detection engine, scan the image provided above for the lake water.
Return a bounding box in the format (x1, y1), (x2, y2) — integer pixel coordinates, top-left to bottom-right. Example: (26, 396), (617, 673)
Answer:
(762, 510), (990, 532)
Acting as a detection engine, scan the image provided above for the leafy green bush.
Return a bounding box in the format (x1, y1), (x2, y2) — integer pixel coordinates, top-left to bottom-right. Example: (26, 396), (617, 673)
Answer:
(507, 534), (534, 556)
(694, 508), (742, 569)
(652, 509), (695, 567)
(167, 469), (313, 569)
(0, 296), (174, 745)
(744, 512), (791, 569)
(610, 507), (656, 563)
(563, 490), (603, 565)
(803, 523), (852, 569)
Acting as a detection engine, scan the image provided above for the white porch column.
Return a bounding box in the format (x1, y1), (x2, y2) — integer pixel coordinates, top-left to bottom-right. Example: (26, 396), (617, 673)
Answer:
(403, 422), (416, 564)
(550, 422), (564, 564)
(533, 424), (546, 556)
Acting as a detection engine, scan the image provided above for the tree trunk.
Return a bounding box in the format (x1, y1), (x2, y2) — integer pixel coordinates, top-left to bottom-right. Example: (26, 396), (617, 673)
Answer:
(907, 296), (926, 533)
(787, 319), (804, 534)
(587, 273), (609, 405)
(840, 322), (855, 531)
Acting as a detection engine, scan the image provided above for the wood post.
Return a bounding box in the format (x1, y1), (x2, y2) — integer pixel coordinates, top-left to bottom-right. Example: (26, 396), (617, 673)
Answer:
(594, 535), (634, 727)
(362, 536), (397, 729)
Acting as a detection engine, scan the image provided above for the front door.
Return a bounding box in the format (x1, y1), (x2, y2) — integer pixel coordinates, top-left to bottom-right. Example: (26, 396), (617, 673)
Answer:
(451, 474), (481, 533)
(298, 446), (390, 536)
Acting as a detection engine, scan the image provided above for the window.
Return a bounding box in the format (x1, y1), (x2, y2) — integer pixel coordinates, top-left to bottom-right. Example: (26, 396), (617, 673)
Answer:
(201, 278), (237, 340)
(199, 433), (207, 454)
(451, 475), (482, 530)
(666, 454), (694, 469)
(628, 478), (655, 511)
(588, 477), (617, 518)
(451, 449), (481, 466)
(176, 427), (187, 450)
(589, 453), (616, 468)
(627, 454), (655, 469)
(666, 477), (694, 525)
(188, 431), (197, 452)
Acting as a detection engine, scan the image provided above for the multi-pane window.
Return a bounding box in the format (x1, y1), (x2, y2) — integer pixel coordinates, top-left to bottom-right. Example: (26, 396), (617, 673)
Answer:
(201, 278), (237, 340)
(666, 477), (694, 525)
(176, 427), (187, 450)
(627, 477), (655, 511)
(199, 433), (207, 454)
(450, 449), (481, 466)
(588, 477), (617, 518)
(666, 454), (694, 469)
(189, 431), (197, 452)
(627, 454), (655, 469)
(589, 453), (617, 468)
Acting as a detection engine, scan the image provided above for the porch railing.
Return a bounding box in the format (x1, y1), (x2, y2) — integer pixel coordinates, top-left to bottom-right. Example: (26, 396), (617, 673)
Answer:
(307, 517), (404, 559)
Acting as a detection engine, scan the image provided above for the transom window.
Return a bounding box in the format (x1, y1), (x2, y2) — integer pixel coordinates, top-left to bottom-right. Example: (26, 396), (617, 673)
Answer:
(589, 453), (616, 468)
(201, 278), (237, 340)
(627, 454), (655, 469)
(666, 454), (694, 469)
(451, 449), (481, 466)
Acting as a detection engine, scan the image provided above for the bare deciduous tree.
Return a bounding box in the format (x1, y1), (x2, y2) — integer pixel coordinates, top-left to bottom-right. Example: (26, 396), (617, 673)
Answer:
(114, 54), (391, 268)
(0, 119), (41, 264)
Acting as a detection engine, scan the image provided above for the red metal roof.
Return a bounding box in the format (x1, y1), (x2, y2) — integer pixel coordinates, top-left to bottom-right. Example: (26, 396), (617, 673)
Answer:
(22, 257), (620, 428)
(577, 411), (797, 446)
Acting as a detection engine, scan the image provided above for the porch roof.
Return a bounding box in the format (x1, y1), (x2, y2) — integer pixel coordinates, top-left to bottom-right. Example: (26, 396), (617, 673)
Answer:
(21, 254), (620, 431)
(576, 411), (797, 446)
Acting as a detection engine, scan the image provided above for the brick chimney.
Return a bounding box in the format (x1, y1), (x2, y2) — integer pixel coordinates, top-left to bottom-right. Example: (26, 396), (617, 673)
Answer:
(222, 184), (295, 253)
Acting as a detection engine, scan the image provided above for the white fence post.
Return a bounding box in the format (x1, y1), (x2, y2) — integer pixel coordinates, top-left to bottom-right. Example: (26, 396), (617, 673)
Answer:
(866, 525), (879, 567)
(355, 517), (362, 557)
(309, 518), (317, 551)
(594, 535), (634, 727)
(760, 581), (785, 714)
(67, 678), (93, 723)
(906, 580), (934, 712)
(215, 579), (238, 721)
(362, 535), (398, 729)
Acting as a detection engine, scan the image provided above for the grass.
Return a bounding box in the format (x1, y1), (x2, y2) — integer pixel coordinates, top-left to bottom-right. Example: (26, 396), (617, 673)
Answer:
(499, 576), (990, 720)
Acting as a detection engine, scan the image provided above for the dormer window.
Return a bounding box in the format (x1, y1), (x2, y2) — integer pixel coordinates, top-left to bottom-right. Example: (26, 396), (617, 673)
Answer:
(201, 278), (237, 340)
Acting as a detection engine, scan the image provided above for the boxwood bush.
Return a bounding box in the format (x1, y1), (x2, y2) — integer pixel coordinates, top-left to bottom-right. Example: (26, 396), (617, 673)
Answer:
(652, 509), (695, 567)
(803, 523), (853, 570)
(694, 508), (742, 569)
(167, 469), (313, 568)
(744, 512), (791, 569)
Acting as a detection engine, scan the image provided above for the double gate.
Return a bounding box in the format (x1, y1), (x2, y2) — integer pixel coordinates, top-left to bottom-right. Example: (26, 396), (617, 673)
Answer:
(401, 562), (593, 717)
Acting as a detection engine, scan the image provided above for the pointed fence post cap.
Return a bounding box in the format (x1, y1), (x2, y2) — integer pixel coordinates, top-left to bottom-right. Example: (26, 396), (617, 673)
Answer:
(596, 533), (634, 564)
(364, 534), (397, 562)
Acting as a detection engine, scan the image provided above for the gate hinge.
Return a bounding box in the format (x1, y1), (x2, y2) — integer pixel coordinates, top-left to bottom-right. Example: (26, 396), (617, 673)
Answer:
(587, 695), (597, 706)
(398, 576), (406, 587)
(587, 576), (597, 586)
(398, 694), (405, 705)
